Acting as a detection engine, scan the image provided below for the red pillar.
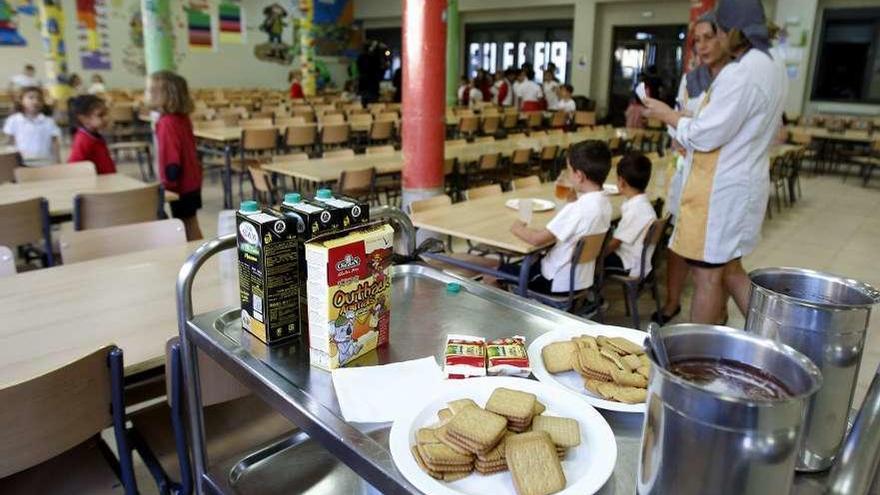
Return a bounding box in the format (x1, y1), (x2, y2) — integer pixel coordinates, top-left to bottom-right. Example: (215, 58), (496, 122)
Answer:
(401, 0), (447, 206)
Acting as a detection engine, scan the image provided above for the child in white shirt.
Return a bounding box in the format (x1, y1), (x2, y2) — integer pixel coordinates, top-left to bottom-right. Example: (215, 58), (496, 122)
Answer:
(505, 140), (613, 293)
(456, 76), (470, 106)
(88, 74), (107, 95)
(515, 70), (543, 112)
(605, 153), (657, 278)
(542, 70), (560, 110)
(467, 81), (484, 108)
(553, 84), (577, 115)
(2, 86), (61, 165)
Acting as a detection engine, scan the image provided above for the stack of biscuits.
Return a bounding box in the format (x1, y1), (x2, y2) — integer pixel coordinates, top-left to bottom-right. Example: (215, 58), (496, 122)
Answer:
(410, 387), (581, 495)
(541, 334), (650, 404)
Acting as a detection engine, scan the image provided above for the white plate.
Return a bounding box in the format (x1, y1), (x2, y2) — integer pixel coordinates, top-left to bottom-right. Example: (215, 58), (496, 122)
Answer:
(528, 325), (648, 413)
(389, 376), (617, 495)
(504, 198), (556, 212)
(603, 184), (619, 195)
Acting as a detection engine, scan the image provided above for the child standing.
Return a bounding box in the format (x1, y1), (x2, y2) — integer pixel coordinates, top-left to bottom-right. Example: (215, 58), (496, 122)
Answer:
(2, 86), (61, 165)
(467, 79), (484, 108)
(456, 76), (470, 106)
(553, 84), (577, 115)
(147, 71), (203, 241)
(514, 69), (543, 112)
(505, 140), (613, 293)
(289, 70), (304, 99)
(68, 95), (116, 174)
(604, 153), (657, 277)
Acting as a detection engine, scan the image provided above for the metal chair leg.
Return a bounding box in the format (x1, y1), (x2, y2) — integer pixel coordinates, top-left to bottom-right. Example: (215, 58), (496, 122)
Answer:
(626, 283), (641, 330)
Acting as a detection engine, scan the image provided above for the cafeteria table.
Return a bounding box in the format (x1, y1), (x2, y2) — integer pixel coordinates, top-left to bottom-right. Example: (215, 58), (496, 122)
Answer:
(0, 174), (176, 219)
(409, 170), (666, 297)
(0, 240), (237, 389)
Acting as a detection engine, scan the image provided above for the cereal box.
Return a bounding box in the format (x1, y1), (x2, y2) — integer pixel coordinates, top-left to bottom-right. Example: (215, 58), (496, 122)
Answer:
(306, 223), (394, 370)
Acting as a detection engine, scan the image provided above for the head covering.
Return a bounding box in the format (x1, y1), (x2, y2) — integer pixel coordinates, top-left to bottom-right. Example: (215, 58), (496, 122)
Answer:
(714, 0), (770, 53)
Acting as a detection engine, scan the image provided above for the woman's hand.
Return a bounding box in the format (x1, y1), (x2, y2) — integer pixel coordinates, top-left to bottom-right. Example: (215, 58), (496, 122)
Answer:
(642, 97), (680, 128)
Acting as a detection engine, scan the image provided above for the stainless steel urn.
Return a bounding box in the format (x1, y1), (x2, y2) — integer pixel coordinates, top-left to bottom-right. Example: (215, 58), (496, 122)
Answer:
(746, 267), (880, 471)
(637, 324), (822, 495)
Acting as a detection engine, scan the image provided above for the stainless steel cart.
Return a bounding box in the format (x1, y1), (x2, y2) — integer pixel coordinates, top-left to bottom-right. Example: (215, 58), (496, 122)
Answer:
(175, 231), (878, 494)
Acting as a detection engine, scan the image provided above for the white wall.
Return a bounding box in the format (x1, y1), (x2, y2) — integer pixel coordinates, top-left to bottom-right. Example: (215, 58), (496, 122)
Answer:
(0, 1), (348, 91)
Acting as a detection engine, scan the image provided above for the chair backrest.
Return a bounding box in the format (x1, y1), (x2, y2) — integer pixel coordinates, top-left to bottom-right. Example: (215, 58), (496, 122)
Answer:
(526, 112), (543, 128)
(512, 175), (541, 191)
(0, 245), (14, 277)
(575, 230), (608, 265)
(377, 112), (399, 122)
(550, 111), (567, 127)
(241, 128), (277, 152)
(366, 145), (395, 155)
(274, 152), (309, 162)
(322, 124), (350, 145)
(636, 216), (671, 280)
(408, 194), (452, 214)
(574, 111), (596, 126)
(240, 118), (274, 129)
(323, 149), (355, 158)
(349, 113), (373, 126)
(482, 115), (500, 134)
(74, 183), (160, 230)
(0, 151), (21, 183)
(443, 157), (458, 176)
(248, 165), (274, 195)
(459, 116), (479, 133)
(370, 120), (394, 140)
(465, 183), (502, 200)
(60, 219), (186, 264)
(286, 125), (317, 146)
(339, 167), (376, 194)
(14, 162), (97, 182)
(0, 346), (115, 478)
(502, 113), (519, 129)
(479, 152), (501, 170)
(511, 148), (532, 167)
(108, 105), (134, 124)
(541, 145), (559, 161)
(0, 197), (50, 249)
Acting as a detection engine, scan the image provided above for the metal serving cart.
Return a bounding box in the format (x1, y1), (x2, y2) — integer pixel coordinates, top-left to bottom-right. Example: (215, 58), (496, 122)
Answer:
(175, 208), (878, 495)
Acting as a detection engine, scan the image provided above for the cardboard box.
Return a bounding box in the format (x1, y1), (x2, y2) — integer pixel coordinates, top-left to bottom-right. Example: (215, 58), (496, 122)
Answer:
(236, 205), (301, 344)
(306, 223), (394, 369)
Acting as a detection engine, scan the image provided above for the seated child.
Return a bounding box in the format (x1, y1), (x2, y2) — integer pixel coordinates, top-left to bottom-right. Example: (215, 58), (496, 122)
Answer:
(68, 94), (116, 174)
(605, 152), (657, 277)
(553, 84), (577, 115)
(2, 86), (61, 165)
(505, 140), (613, 293)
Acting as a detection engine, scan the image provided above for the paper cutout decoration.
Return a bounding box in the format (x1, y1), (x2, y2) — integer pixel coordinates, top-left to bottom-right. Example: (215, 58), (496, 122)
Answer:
(0, 0), (26, 45)
(218, 1), (243, 44)
(185, 2), (213, 52)
(76, 0), (112, 70)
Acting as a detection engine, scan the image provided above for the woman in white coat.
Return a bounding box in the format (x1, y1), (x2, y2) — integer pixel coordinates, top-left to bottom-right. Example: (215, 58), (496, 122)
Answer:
(644, 0), (786, 324)
(653, 16), (731, 324)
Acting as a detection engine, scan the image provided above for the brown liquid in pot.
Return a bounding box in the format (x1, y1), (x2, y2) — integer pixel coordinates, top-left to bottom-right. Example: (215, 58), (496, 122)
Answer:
(671, 358), (793, 401)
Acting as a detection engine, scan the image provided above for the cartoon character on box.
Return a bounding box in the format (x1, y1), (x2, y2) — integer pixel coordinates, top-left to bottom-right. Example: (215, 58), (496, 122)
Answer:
(331, 310), (363, 366)
(369, 295), (387, 331)
(369, 249), (392, 285)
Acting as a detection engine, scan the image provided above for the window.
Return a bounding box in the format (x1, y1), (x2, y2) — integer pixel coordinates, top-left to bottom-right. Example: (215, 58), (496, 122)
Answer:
(811, 8), (880, 104)
(465, 21), (573, 83)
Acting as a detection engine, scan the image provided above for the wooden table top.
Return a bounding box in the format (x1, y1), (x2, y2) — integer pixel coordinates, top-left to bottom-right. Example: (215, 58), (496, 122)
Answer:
(194, 120), (384, 142)
(790, 127), (877, 143)
(0, 241), (239, 388)
(0, 174), (173, 216)
(263, 131), (620, 183)
(410, 167), (667, 255)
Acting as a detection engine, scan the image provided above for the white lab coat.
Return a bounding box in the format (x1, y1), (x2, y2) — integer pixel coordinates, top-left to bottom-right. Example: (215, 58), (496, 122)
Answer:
(670, 49), (786, 264)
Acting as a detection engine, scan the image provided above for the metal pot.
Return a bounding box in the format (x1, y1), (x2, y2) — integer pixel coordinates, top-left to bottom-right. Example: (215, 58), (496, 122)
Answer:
(637, 324), (822, 495)
(746, 267), (880, 471)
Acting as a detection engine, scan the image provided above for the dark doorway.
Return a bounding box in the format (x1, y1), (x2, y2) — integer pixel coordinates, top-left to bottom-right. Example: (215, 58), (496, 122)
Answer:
(608, 25), (686, 126)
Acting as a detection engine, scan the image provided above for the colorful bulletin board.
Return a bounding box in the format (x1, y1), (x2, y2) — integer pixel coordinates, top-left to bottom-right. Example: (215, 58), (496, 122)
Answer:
(0, 0), (26, 45)
(218, 0), (243, 44)
(185, 1), (213, 52)
(312, 0), (354, 57)
(76, 0), (112, 70)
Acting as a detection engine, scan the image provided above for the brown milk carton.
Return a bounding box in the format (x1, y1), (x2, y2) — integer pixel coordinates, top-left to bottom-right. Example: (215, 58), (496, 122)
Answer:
(305, 223), (394, 370)
(236, 201), (300, 344)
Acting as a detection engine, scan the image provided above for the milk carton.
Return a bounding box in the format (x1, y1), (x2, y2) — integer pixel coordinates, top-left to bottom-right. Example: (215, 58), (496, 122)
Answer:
(236, 201), (301, 344)
(305, 223), (394, 370)
(310, 188), (370, 230)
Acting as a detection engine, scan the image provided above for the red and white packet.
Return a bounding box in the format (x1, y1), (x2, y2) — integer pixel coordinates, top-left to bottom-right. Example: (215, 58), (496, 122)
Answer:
(444, 334), (486, 379)
(486, 336), (531, 377)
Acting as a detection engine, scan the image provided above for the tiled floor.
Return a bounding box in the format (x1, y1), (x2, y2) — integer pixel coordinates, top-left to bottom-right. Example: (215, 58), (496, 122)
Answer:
(107, 157), (880, 493)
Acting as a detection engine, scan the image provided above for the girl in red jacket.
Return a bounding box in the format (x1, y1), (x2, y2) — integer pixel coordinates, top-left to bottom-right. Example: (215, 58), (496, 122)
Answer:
(68, 95), (116, 174)
(147, 70), (203, 240)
